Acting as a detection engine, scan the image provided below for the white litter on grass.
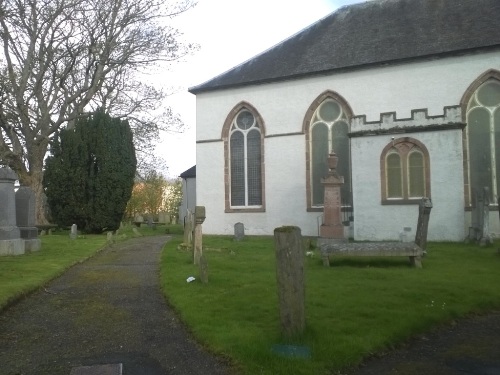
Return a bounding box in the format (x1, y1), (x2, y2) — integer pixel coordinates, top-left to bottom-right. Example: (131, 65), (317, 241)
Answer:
(306, 251), (314, 257)
(186, 276), (196, 283)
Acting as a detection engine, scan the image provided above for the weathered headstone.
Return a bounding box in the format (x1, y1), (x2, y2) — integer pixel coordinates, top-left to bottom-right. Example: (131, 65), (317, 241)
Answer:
(70, 224), (77, 240)
(0, 167), (25, 255)
(193, 206), (206, 265)
(158, 212), (167, 224)
(132, 227), (143, 237)
(274, 226), (305, 338)
(414, 197), (432, 252)
(234, 222), (245, 241)
(133, 214), (143, 227)
(15, 186), (41, 252)
(480, 187), (491, 246)
(199, 254), (208, 284)
(184, 209), (194, 246)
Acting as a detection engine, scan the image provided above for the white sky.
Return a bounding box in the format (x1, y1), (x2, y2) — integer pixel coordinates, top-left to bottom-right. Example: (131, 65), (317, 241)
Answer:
(158, 0), (365, 178)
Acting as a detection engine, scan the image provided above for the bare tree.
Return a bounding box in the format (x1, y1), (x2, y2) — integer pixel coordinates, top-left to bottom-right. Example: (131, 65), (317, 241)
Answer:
(0, 0), (196, 223)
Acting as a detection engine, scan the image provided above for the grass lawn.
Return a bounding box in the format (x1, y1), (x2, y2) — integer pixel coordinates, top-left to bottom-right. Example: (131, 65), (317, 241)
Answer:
(0, 223), (181, 311)
(160, 236), (500, 375)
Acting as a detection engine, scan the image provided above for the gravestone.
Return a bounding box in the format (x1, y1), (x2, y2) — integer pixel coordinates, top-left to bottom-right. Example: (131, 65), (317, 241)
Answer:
(70, 224), (77, 240)
(0, 167), (25, 255)
(317, 153), (347, 249)
(467, 187), (491, 245)
(199, 254), (208, 284)
(414, 197), (433, 252)
(184, 209), (194, 246)
(193, 206), (206, 265)
(234, 222), (245, 241)
(158, 212), (167, 224)
(15, 186), (41, 252)
(274, 226), (305, 338)
(480, 187), (491, 246)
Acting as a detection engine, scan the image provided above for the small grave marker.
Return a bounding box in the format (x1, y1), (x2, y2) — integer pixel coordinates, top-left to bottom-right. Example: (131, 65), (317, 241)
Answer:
(70, 224), (78, 240)
(234, 222), (245, 241)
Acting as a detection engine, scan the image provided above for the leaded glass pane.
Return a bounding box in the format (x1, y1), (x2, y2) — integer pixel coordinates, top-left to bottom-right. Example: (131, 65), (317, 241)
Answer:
(236, 111), (255, 130)
(468, 107), (492, 199)
(477, 81), (500, 107)
(332, 121), (351, 203)
(247, 129), (262, 205)
(386, 153), (402, 198)
(230, 131), (245, 206)
(319, 101), (341, 122)
(408, 151), (424, 197)
(312, 123), (329, 205)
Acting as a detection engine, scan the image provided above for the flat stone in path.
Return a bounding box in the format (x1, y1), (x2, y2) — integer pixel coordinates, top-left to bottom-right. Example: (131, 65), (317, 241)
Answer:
(70, 363), (122, 375)
(0, 235), (232, 375)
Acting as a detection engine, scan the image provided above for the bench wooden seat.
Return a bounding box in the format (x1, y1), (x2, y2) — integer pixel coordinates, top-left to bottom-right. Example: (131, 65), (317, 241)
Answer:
(320, 241), (424, 268)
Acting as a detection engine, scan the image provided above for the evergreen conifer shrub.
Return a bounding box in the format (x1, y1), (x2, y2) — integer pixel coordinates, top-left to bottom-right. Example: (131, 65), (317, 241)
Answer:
(44, 111), (136, 233)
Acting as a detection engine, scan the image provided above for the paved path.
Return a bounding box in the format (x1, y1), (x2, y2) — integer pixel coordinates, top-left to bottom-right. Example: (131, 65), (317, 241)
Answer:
(0, 236), (233, 375)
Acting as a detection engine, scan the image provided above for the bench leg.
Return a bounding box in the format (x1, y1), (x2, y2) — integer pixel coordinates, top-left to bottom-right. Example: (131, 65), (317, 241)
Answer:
(322, 254), (331, 267)
(409, 256), (422, 268)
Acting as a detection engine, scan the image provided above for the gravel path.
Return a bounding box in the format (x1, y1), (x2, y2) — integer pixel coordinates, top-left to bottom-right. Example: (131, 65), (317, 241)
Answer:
(0, 235), (234, 375)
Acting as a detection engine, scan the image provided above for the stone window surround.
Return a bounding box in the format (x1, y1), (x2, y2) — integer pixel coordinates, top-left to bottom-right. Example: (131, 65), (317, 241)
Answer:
(460, 68), (500, 209)
(221, 101), (266, 213)
(380, 137), (431, 205)
(302, 90), (354, 212)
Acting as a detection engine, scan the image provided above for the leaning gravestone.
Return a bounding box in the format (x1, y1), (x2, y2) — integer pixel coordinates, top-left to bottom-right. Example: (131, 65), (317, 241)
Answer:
(274, 226), (305, 338)
(15, 186), (41, 252)
(234, 222), (245, 241)
(0, 167), (25, 255)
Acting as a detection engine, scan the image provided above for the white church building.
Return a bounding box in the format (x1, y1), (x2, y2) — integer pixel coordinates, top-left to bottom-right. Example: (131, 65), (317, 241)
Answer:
(189, 0), (500, 241)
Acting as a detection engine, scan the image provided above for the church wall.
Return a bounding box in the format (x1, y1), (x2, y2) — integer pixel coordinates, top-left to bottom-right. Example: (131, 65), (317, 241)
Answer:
(195, 50), (500, 239)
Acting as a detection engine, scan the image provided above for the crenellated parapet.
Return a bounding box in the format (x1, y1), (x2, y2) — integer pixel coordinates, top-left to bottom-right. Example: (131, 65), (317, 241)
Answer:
(350, 105), (464, 137)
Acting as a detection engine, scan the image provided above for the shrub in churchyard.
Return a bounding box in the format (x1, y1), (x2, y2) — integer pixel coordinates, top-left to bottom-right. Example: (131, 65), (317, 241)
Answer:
(44, 110), (136, 233)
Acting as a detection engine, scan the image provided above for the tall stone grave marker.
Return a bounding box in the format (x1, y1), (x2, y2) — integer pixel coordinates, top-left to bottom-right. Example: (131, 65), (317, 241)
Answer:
(193, 206), (206, 265)
(184, 209), (194, 246)
(15, 186), (41, 252)
(414, 197), (433, 252)
(317, 153), (346, 248)
(0, 167), (25, 255)
(274, 226), (305, 338)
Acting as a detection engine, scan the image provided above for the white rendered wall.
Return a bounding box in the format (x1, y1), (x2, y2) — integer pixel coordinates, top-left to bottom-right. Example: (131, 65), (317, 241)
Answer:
(351, 129), (465, 241)
(195, 51), (500, 239)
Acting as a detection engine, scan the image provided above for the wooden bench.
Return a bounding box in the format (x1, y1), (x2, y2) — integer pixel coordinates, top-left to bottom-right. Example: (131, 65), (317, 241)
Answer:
(320, 241), (424, 268)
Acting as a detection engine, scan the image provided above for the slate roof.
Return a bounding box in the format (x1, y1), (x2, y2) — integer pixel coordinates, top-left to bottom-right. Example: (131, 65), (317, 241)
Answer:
(189, 0), (500, 94)
(179, 165), (196, 178)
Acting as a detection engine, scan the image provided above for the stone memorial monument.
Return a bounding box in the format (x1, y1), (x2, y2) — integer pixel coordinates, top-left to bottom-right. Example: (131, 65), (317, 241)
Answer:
(0, 167), (25, 255)
(193, 206), (206, 265)
(15, 186), (41, 252)
(317, 153), (346, 248)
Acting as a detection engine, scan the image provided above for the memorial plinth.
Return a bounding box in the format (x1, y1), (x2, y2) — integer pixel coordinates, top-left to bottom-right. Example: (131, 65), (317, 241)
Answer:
(0, 167), (25, 255)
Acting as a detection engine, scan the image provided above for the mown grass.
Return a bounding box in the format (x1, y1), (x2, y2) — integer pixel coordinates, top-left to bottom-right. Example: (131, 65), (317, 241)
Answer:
(0, 223), (181, 311)
(160, 236), (500, 375)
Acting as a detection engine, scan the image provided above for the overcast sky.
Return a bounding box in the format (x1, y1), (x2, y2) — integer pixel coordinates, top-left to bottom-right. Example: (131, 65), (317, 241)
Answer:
(159, 0), (366, 178)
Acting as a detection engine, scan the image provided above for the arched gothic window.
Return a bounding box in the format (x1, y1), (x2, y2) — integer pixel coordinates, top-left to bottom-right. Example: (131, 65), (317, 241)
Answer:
(308, 97), (351, 208)
(380, 137), (430, 204)
(466, 79), (500, 202)
(222, 103), (265, 212)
